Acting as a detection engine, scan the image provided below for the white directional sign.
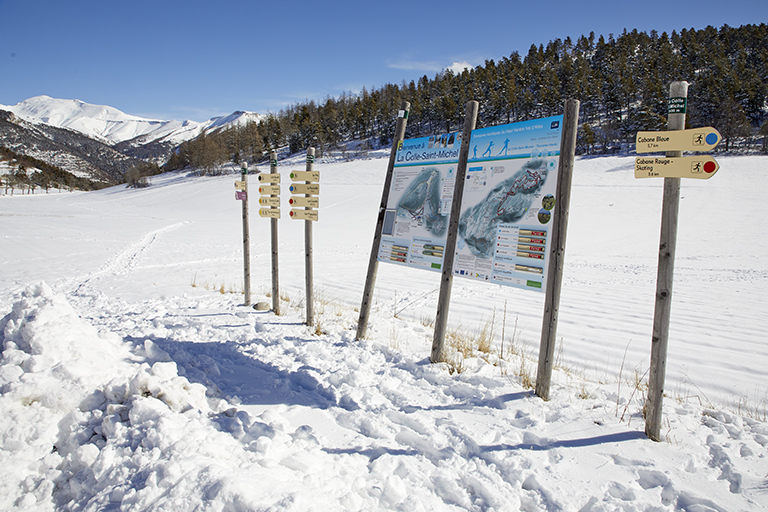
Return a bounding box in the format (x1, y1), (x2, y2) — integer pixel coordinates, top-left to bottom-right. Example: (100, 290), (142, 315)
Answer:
(634, 156), (719, 179)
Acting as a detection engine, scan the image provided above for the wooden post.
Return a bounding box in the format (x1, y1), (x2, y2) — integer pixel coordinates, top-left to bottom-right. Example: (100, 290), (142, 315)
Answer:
(646, 81), (688, 442)
(241, 162), (251, 306)
(535, 99), (580, 400)
(269, 151), (281, 315)
(305, 148), (315, 327)
(430, 100), (479, 363)
(356, 101), (410, 340)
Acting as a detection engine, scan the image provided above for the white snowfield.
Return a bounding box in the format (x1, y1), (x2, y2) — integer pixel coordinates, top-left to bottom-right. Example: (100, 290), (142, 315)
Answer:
(1, 154), (767, 511)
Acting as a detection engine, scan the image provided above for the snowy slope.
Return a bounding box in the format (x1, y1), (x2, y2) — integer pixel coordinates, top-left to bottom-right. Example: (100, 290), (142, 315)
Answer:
(1, 95), (261, 146)
(1, 154), (767, 511)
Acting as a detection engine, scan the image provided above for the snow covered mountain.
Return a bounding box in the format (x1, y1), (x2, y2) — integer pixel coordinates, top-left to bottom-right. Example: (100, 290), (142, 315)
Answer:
(0, 96), (262, 180)
(1, 96), (261, 146)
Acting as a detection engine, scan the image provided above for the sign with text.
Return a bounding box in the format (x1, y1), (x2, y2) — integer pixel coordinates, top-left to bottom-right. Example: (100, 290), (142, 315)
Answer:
(634, 155), (719, 179)
(290, 170), (320, 182)
(636, 127), (721, 153)
(452, 116), (564, 291)
(377, 131), (462, 272)
(289, 196), (319, 208)
(289, 209), (319, 221)
(258, 173), (281, 183)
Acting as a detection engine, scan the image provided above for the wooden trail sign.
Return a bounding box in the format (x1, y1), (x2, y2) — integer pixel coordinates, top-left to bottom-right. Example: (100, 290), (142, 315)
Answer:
(258, 173), (281, 183)
(289, 209), (318, 221)
(289, 196), (319, 208)
(635, 156), (719, 179)
(636, 127), (721, 153)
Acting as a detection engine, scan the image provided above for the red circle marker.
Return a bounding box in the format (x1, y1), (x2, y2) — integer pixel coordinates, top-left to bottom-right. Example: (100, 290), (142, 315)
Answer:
(704, 161), (716, 173)
(289, 211), (294, 217)
(289, 198), (294, 205)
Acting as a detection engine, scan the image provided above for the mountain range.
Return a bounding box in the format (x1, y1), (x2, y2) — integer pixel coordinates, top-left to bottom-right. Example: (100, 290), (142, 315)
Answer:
(0, 96), (261, 185)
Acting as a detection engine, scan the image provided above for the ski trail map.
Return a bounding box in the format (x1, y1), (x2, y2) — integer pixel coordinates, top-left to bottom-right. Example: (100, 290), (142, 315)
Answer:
(454, 116), (563, 291)
(377, 132), (462, 272)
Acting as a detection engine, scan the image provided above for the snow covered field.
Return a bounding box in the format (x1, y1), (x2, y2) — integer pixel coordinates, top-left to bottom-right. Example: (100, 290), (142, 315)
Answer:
(1, 153), (767, 510)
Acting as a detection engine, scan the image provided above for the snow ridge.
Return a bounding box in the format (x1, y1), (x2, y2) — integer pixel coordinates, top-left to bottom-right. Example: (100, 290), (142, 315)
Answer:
(1, 95), (261, 146)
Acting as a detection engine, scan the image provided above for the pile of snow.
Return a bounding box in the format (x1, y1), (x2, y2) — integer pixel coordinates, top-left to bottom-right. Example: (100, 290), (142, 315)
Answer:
(1, 154), (767, 510)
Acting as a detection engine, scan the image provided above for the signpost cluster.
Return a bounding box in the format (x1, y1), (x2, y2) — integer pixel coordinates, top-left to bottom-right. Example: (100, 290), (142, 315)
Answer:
(234, 149), (320, 325)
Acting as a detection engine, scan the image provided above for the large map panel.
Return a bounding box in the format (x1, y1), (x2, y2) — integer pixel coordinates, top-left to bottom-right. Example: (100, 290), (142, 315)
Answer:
(377, 132), (461, 272)
(453, 116), (564, 291)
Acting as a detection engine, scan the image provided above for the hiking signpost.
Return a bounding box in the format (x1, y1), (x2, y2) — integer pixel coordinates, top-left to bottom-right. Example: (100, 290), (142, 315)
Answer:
(260, 152), (281, 315)
(640, 81), (722, 442)
(289, 148), (319, 327)
(635, 127), (721, 179)
(236, 163), (251, 306)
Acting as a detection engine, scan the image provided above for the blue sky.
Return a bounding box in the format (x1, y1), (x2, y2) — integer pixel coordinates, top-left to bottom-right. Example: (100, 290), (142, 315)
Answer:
(1, 0), (765, 122)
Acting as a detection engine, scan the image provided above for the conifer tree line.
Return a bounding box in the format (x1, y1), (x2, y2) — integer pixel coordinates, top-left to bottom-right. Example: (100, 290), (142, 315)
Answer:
(166, 23), (768, 172)
(0, 147), (103, 193)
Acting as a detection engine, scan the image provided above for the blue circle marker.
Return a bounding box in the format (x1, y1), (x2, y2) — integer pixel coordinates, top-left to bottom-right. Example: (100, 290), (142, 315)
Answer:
(290, 185), (295, 192)
(706, 132), (718, 145)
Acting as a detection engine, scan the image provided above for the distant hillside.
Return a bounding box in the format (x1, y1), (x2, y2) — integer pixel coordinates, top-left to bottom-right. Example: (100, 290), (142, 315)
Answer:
(0, 98), (262, 184)
(0, 110), (143, 184)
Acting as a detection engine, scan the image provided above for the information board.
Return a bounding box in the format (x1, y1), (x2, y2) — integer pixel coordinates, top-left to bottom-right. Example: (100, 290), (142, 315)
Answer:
(377, 132), (462, 271)
(452, 116), (564, 291)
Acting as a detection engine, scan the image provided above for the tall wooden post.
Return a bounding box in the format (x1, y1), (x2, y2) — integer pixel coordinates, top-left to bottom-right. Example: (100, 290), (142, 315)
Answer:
(356, 101), (410, 340)
(535, 99), (580, 400)
(240, 162), (251, 306)
(269, 151), (281, 315)
(305, 148), (315, 327)
(646, 81), (688, 442)
(430, 100), (479, 363)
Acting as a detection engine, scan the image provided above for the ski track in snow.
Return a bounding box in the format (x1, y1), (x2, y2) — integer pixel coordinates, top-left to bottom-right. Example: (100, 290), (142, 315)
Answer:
(59, 222), (190, 295)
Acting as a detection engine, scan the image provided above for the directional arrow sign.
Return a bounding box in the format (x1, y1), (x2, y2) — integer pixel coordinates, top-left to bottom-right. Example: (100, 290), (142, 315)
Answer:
(289, 183), (320, 195)
(289, 170), (320, 182)
(289, 208), (318, 221)
(288, 196), (319, 208)
(259, 208), (281, 219)
(257, 173), (281, 183)
(258, 196), (280, 207)
(636, 127), (721, 153)
(635, 156), (719, 179)
(234, 180), (247, 191)
(258, 185), (280, 195)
